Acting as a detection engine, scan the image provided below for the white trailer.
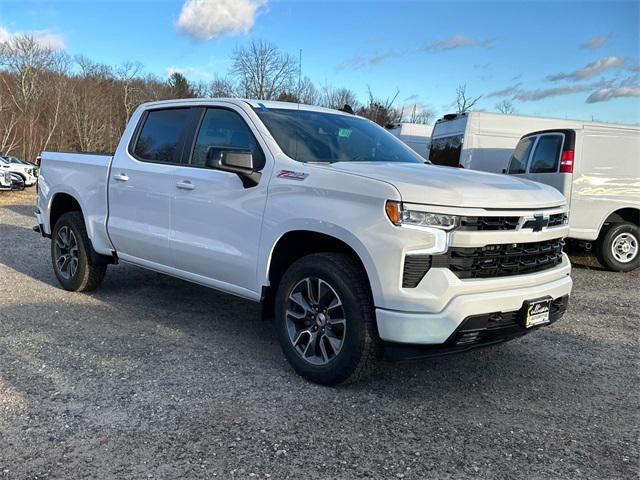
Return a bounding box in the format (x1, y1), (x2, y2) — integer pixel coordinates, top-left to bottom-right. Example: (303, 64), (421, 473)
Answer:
(387, 123), (433, 159)
(428, 111), (595, 173)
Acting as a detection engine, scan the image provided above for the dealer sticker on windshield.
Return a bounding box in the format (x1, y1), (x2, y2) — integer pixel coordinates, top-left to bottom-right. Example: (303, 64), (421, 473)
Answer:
(524, 298), (552, 328)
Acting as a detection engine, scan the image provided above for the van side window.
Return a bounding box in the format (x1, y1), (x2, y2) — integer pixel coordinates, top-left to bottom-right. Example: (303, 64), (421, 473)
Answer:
(529, 135), (564, 173)
(133, 108), (192, 164)
(191, 108), (265, 169)
(429, 134), (463, 167)
(507, 136), (535, 174)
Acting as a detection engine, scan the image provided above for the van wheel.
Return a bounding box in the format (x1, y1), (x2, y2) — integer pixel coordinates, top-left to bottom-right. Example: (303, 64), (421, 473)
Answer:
(274, 253), (381, 385)
(595, 222), (639, 272)
(51, 212), (107, 291)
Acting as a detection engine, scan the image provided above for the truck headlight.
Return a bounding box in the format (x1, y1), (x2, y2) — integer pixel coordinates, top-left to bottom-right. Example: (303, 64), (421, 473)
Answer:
(385, 201), (458, 230)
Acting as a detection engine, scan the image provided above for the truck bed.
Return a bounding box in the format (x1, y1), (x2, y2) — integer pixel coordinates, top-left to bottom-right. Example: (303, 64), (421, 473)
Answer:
(37, 151), (114, 255)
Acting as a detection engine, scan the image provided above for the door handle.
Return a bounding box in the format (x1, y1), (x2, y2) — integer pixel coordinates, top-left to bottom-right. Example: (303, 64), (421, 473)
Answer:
(176, 180), (195, 190)
(113, 173), (129, 182)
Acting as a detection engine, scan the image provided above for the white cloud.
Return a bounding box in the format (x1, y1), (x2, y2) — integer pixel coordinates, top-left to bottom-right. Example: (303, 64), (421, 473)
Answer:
(165, 65), (211, 79)
(487, 83), (522, 98)
(0, 25), (65, 50)
(513, 85), (592, 101)
(337, 51), (399, 70)
(176, 0), (267, 41)
(546, 56), (627, 82)
(586, 85), (640, 103)
(424, 34), (495, 52)
(581, 34), (611, 50)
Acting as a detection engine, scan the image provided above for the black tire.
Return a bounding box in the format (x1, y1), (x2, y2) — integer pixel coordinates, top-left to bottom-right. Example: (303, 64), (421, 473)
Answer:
(51, 211), (107, 291)
(595, 222), (639, 272)
(274, 252), (381, 385)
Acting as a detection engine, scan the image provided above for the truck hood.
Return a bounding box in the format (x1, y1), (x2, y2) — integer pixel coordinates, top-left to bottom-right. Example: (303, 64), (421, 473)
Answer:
(329, 162), (566, 209)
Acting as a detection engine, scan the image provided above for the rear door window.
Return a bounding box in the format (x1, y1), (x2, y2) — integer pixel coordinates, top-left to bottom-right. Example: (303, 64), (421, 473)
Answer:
(428, 134), (463, 167)
(133, 108), (193, 164)
(529, 134), (564, 173)
(507, 136), (535, 174)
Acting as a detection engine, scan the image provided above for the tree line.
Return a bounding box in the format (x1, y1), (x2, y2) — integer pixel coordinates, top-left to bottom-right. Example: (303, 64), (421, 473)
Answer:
(1, 36), (482, 160)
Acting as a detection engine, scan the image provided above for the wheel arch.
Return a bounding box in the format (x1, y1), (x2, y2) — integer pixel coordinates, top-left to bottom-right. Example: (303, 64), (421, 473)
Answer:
(49, 191), (84, 233)
(598, 207), (640, 236)
(261, 228), (381, 319)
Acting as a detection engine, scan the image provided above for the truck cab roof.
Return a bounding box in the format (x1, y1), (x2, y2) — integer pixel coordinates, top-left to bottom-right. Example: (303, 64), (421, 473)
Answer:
(137, 98), (355, 117)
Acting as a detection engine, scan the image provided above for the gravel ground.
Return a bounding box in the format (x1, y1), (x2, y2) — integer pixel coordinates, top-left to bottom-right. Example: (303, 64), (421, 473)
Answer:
(0, 190), (638, 480)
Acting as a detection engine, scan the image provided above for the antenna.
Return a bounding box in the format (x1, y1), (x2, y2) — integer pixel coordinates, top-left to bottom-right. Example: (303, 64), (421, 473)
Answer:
(295, 48), (302, 160)
(298, 49), (302, 99)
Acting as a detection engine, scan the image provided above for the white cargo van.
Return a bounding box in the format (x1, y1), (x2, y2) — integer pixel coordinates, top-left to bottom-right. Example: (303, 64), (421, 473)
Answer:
(387, 123), (433, 159)
(429, 112), (592, 173)
(506, 125), (640, 271)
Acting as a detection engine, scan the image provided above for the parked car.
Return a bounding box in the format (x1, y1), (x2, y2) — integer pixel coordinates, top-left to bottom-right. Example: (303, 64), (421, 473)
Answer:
(428, 111), (637, 174)
(506, 126), (640, 272)
(10, 172), (25, 190)
(35, 99), (572, 385)
(0, 156), (37, 186)
(0, 169), (12, 191)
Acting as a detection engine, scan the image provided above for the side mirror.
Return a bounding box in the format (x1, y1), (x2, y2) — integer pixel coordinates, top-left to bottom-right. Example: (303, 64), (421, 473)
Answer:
(205, 147), (261, 188)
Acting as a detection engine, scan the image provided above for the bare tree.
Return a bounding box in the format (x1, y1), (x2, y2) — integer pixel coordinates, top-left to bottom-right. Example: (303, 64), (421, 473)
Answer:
(358, 87), (400, 126)
(208, 76), (236, 98)
(297, 76), (318, 105)
(319, 84), (360, 110)
(0, 88), (19, 154)
(495, 99), (516, 115)
(115, 61), (143, 122)
(231, 40), (298, 100)
(0, 34), (68, 159)
(455, 84), (481, 114)
(40, 52), (71, 153)
(398, 103), (436, 124)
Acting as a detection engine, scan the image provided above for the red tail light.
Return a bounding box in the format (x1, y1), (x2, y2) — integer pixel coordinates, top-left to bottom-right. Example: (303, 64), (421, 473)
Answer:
(560, 149), (574, 173)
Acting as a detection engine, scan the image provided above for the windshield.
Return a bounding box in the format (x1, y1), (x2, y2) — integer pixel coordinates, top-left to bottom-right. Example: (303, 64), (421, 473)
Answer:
(254, 108), (423, 163)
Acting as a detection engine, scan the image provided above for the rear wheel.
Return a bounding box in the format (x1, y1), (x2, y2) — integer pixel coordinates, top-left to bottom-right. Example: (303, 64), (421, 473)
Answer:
(596, 222), (639, 272)
(274, 253), (380, 385)
(51, 212), (107, 291)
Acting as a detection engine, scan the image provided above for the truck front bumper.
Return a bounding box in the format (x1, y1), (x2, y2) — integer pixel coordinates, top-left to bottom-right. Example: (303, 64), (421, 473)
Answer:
(376, 273), (572, 346)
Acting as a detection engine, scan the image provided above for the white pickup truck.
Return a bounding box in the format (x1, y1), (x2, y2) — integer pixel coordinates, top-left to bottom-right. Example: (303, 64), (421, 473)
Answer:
(35, 99), (572, 385)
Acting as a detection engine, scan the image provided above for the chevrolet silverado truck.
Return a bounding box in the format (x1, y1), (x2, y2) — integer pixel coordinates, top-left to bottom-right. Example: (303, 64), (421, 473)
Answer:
(35, 99), (572, 385)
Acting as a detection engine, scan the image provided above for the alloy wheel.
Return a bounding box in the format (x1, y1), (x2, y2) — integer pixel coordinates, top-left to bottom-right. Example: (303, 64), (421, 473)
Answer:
(54, 226), (79, 280)
(285, 277), (346, 366)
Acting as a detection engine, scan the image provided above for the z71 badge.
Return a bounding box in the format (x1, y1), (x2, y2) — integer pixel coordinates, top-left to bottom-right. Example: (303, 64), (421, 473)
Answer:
(277, 170), (309, 181)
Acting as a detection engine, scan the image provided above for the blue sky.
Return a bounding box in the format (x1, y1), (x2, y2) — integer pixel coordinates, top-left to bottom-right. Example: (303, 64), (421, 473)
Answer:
(1, 0), (639, 123)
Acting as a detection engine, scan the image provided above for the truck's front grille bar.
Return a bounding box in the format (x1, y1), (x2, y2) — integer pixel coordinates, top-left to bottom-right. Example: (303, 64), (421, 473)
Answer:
(432, 238), (564, 279)
(459, 213), (567, 231)
(459, 216), (519, 231)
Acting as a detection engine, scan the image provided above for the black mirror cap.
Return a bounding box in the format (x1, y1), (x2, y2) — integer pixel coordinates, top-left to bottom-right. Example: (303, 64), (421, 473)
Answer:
(206, 147), (261, 188)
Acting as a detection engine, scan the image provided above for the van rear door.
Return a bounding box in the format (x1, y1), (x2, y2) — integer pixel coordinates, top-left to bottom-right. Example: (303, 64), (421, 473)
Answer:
(429, 115), (466, 167)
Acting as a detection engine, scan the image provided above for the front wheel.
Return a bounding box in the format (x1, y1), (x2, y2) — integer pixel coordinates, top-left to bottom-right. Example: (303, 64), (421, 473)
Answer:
(596, 222), (639, 272)
(274, 253), (381, 385)
(51, 212), (107, 291)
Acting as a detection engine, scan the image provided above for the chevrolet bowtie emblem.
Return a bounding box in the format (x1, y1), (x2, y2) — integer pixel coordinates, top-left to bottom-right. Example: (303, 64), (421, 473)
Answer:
(532, 213), (549, 232)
